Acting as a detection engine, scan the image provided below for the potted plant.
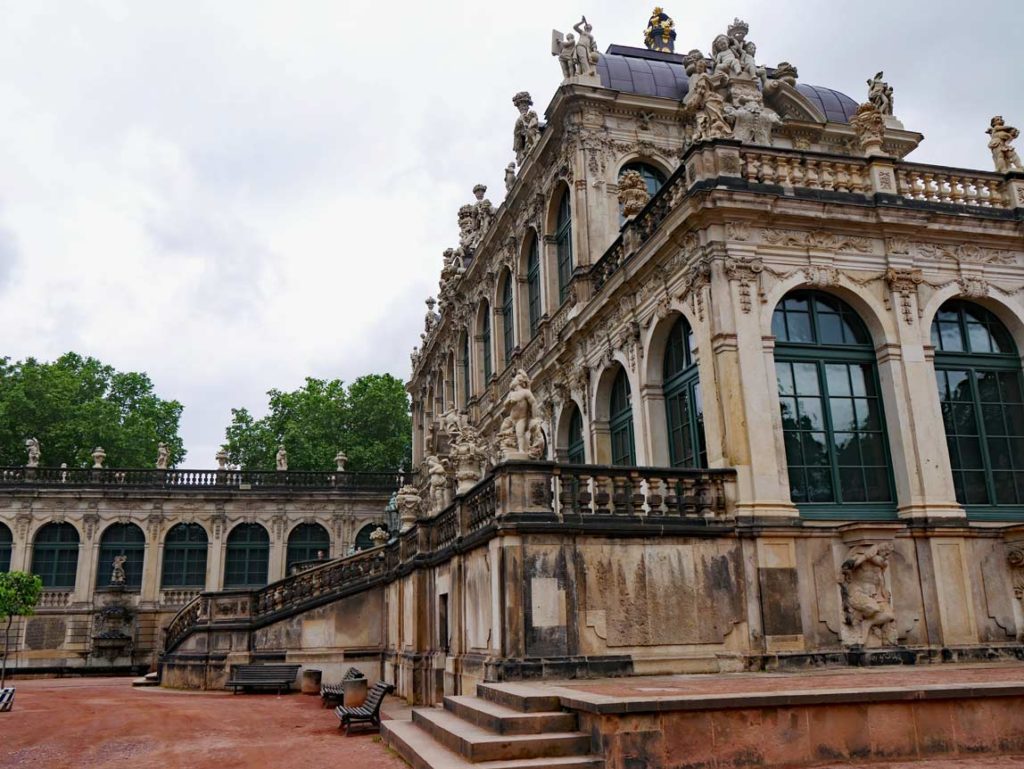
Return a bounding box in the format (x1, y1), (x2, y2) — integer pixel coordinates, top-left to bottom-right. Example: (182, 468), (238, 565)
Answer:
(0, 571), (43, 712)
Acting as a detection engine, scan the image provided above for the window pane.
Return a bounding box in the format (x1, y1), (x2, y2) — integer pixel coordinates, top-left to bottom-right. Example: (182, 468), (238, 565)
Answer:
(829, 399), (856, 432)
(793, 363), (820, 396)
(825, 364), (850, 396)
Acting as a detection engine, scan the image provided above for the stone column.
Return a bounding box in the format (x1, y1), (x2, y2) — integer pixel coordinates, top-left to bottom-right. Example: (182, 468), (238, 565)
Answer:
(638, 383), (668, 468)
(139, 530), (161, 607)
(206, 519), (226, 591)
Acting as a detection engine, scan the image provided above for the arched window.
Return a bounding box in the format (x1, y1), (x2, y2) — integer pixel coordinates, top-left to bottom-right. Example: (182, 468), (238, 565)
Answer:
(162, 523), (208, 588)
(481, 302), (492, 382)
(461, 332), (471, 404)
(527, 235), (542, 337)
(354, 523), (388, 552)
(32, 523), (79, 589)
(619, 162), (667, 222)
(773, 291), (894, 515)
(567, 406), (585, 464)
(555, 190), (573, 305)
(501, 273), (515, 365)
(224, 523), (269, 588)
(0, 522), (11, 573)
(932, 300), (1024, 511)
(664, 316), (707, 468)
(97, 523), (146, 589)
(610, 368), (636, 466)
(287, 523), (330, 571)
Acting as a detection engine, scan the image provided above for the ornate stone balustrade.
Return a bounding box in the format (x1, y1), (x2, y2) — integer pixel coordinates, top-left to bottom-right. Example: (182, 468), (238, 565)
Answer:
(742, 150), (869, 193)
(160, 589), (201, 607)
(164, 594), (204, 651)
(38, 590), (71, 609)
(895, 165), (1008, 208)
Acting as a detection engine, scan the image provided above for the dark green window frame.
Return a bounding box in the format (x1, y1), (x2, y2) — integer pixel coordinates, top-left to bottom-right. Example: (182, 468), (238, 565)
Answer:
(97, 523), (146, 589)
(527, 237), (542, 336)
(501, 274), (515, 365)
(224, 523), (269, 588)
(932, 300), (1024, 519)
(161, 523), (208, 588)
(610, 368), (636, 466)
(286, 523), (331, 571)
(567, 406), (585, 464)
(32, 522), (80, 589)
(664, 316), (707, 468)
(555, 191), (573, 305)
(481, 305), (492, 382)
(0, 522), (11, 573)
(773, 291), (896, 519)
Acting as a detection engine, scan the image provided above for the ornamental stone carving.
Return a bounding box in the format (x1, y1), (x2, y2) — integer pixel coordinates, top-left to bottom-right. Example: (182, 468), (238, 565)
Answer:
(215, 450), (228, 470)
(334, 450), (348, 471)
(396, 484), (422, 531)
(866, 71), (894, 116)
(91, 447), (106, 469)
(987, 115), (1023, 174)
(850, 103), (887, 157)
(839, 542), (898, 647)
(450, 426), (488, 494)
(512, 92), (541, 166)
(369, 526), (389, 547)
(644, 7), (676, 53)
(726, 96), (780, 146)
(110, 554), (128, 586)
(275, 445), (287, 471)
(504, 162), (517, 193)
(24, 438), (40, 468)
(552, 17), (599, 81)
(155, 442), (169, 470)
(501, 369), (546, 460)
(424, 455), (449, 513)
(618, 170), (650, 219)
(885, 267), (923, 324)
(682, 59), (731, 142)
(471, 184), (494, 246)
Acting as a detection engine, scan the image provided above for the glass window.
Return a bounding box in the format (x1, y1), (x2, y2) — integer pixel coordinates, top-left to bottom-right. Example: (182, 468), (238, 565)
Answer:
(567, 406), (585, 464)
(481, 303), (492, 382)
(501, 273), (515, 365)
(0, 523), (11, 573)
(286, 523), (330, 571)
(773, 291), (895, 514)
(97, 523), (146, 589)
(610, 368), (636, 466)
(32, 522), (80, 589)
(161, 523), (208, 588)
(527, 236), (542, 337)
(555, 190), (573, 305)
(224, 523), (269, 588)
(664, 316), (707, 468)
(932, 300), (1024, 513)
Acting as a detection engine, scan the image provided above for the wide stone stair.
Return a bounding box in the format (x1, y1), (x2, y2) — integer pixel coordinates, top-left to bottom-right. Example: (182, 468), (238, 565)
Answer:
(382, 683), (603, 769)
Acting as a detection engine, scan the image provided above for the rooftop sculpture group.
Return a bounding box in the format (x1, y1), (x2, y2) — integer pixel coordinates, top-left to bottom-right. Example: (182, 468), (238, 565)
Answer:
(552, 16), (599, 82)
(644, 7), (676, 53)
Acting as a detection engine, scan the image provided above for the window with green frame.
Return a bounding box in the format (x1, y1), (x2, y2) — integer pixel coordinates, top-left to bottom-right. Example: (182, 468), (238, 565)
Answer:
(609, 368), (636, 466)
(663, 316), (707, 468)
(567, 405), (585, 464)
(501, 273), (515, 365)
(527, 236), (542, 336)
(0, 522), (11, 573)
(161, 523), (208, 588)
(287, 523), (330, 571)
(224, 523), (269, 588)
(32, 522), (80, 589)
(481, 303), (492, 381)
(97, 523), (146, 589)
(555, 190), (573, 305)
(461, 332), (471, 402)
(932, 300), (1024, 515)
(772, 291), (895, 517)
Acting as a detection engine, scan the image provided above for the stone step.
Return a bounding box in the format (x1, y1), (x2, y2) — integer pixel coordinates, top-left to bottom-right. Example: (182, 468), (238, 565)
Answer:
(411, 707), (591, 763)
(477, 683), (563, 713)
(131, 672), (160, 687)
(383, 719), (604, 769)
(445, 696), (577, 735)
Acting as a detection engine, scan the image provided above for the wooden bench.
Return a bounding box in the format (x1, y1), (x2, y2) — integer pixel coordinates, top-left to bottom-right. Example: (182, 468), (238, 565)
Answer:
(335, 680), (394, 734)
(226, 664), (301, 695)
(320, 666), (365, 708)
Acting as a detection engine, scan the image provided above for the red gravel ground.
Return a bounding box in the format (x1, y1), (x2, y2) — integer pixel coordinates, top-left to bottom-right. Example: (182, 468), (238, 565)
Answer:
(0, 677), (408, 769)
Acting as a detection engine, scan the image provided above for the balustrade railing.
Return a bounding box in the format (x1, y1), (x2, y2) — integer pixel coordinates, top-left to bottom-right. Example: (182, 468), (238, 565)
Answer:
(160, 589), (201, 606)
(38, 590), (71, 609)
(895, 165), (1007, 208)
(164, 594), (205, 651)
(742, 150), (869, 193)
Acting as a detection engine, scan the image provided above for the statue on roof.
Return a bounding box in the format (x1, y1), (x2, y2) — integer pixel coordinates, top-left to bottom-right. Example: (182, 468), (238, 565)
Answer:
(987, 116), (1023, 174)
(644, 8), (676, 53)
(472, 184), (494, 242)
(504, 162), (517, 193)
(551, 17), (599, 81)
(24, 437), (40, 468)
(866, 72), (894, 116)
(512, 92), (541, 166)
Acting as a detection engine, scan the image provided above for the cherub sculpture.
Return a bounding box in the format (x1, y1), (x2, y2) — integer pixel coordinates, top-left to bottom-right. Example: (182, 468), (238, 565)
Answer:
(987, 115), (1023, 173)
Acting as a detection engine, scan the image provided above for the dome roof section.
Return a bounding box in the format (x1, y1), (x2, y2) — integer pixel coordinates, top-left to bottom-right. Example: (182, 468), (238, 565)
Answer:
(597, 45), (858, 124)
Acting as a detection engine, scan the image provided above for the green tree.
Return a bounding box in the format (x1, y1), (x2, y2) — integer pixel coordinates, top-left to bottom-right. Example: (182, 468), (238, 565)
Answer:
(0, 353), (185, 468)
(223, 374), (410, 472)
(0, 571), (43, 689)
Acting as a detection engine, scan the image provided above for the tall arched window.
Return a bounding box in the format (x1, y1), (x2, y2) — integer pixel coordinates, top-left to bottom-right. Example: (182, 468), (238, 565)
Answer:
(32, 523), (79, 589)
(162, 523), (208, 588)
(527, 236), (542, 337)
(664, 316), (707, 468)
(555, 190), (573, 305)
(461, 332), (471, 403)
(610, 368), (636, 466)
(354, 522), (388, 552)
(932, 300), (1024, 512)
(481, 302), (493, 382)
(224, 523), (269, 588)
(773, 291), (894, 516)
(619, 162), (667, 222)
(97, 523), (146, 589)
(501, 273), (515, 365)
(287, 523), (330, 571)
(567, 406), (585, 464)
(0, 522), (11, 573)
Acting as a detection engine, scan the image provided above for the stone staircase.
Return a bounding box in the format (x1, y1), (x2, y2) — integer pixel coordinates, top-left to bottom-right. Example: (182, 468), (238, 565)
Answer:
(382, 683), (603, 769)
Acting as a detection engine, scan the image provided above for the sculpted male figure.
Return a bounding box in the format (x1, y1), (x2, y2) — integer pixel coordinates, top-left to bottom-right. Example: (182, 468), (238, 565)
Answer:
(25, 437), (41, 468)
(505, 369), (538, 455)
(988, 115), (1023, 173)
(512, 92), (540, 166)
(424, 454), (449, 511)
(841, 542), (898, 646)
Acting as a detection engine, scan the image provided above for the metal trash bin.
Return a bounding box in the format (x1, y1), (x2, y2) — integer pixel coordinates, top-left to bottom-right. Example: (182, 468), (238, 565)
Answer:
(301, 669), (322, 695)
(342, 677), (368, 707)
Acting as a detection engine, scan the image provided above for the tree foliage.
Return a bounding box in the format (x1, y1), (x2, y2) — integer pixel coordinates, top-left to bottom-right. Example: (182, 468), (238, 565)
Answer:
(223, 374), (410, 471)
(0, 353), (185, 468)
(0, 571), (43, 688)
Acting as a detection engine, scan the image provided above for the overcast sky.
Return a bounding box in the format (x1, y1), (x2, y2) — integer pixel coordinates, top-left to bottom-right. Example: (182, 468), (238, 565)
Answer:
(0, 1), (1021, 467)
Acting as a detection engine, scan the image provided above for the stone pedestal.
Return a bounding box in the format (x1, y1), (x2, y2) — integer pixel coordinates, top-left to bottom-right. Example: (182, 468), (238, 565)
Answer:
(301, 668), (322, 695)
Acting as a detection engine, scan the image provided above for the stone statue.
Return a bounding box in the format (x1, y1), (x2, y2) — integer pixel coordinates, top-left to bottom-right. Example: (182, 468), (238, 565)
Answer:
(686, 59), (732, 141)
(424, 455), (450, 512)
(618, 170), (651, 219)
(851, 102), (887, 156)
(726, 96), (780, 146)
(369, 526), (389, 547)
(512, 92), (541, 166)
(275, 445), (287, 471)
(335, 450), (348, 471)
(840, 542), (898, 647)
(504, 162), (517, 193)
(24, 438), (40, 468)
(396, 485), (422, 531)
(155, 442), (169, 470)
(451, 427), (487, 493)
(769, 61), (799, 87)
(91, 446), (106, 469)
(866, 71), (894, 116)
(110, 554), (128, 586)
(503, 369), (544, 458)
(424, 297), (440, 335)
(215, 450), (228, 470)
(439, 407), (464, 437)
(711, 34), (743, 78)
(987, 116), (1023, 173)
(472, 184), (494, 241)
(551, 17), (598, 80)
(644, 7), (676, 53)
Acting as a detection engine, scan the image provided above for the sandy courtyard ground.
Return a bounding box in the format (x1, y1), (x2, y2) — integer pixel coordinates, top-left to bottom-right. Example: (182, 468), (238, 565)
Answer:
(0, 677), (408, 769)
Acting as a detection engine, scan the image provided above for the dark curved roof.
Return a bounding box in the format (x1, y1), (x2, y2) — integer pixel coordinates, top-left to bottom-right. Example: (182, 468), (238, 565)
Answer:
(596, 45), (857, 124)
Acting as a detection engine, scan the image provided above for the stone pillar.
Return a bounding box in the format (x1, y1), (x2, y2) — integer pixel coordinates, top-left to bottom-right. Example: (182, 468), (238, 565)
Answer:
(76, 533), (100, 603)
(207, 522), (226, 591)
(267, 529), (286, 584)
(139, 530), (162, 606)
(638, 383), (668, 468)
